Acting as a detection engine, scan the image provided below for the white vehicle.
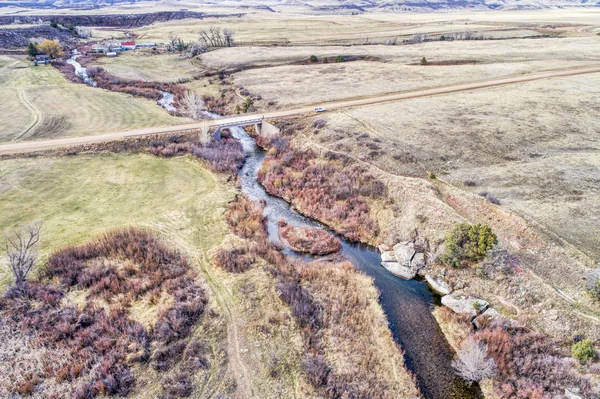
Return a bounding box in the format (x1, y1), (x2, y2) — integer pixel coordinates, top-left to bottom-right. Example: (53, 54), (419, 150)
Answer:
(314, 107), (327, 112)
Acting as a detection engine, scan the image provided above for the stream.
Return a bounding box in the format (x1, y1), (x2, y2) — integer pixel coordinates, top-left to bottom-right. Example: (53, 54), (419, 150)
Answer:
(67, 54), (96, 87)
(229, 126), (482, 399)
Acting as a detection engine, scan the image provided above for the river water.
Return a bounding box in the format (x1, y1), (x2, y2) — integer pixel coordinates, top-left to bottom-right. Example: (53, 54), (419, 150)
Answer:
(67, 55), (96, 87)
(229, 126), (482, 399)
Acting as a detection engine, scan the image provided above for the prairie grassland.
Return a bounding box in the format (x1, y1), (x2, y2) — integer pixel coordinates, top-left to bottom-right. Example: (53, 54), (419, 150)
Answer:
(132, 8), (599, 47)
(92, 51), (202, 82)
(0, 55), (186, 142)
(224, 36), (600, 105)
(89, 51), (222, 96)
(134, 14), (502, 45)
(313, 73), (600, 259)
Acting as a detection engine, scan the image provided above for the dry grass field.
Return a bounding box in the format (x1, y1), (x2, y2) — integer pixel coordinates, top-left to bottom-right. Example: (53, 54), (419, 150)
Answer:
(309, 73), (600, 260)
(91, 51), (202, 82)
(0, 55), (186, 143)
(223, 36), (600, 105)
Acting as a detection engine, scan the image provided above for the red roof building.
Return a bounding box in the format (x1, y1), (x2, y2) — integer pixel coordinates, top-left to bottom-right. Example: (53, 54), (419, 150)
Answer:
(120, 41), (136, 50)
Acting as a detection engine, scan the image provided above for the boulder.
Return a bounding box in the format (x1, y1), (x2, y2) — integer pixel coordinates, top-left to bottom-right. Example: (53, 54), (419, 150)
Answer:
(380, 251), (396, 263)
(441, 293), (488, 317)
(425, 274), (452, 296)
(473, 307), (499, 329)
(412, 252), (426, 270)
(393, 241), (415, 267)
(381, 261), (417, 280)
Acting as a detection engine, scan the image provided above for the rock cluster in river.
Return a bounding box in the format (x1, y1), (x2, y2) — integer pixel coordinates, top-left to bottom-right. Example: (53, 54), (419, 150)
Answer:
(379, 240), (500, 327)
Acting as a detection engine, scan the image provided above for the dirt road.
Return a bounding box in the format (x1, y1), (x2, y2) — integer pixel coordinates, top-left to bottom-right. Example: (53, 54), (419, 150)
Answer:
(2, 64), (599, 155)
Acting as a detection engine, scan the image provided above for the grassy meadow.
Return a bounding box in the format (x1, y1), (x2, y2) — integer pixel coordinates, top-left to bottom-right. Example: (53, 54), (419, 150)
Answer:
(0, 55), (186, 142)
(0, 153), (234, 290)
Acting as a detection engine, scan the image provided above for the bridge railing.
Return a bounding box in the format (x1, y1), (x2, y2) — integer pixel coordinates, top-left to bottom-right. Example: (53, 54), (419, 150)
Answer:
(216, 116), (264, 128)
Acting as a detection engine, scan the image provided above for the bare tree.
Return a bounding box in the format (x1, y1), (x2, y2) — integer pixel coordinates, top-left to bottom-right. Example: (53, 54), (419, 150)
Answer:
(411, 33), (426, 44)
(168, 34), (181, 52)
(75, 26), (92, 39)
(3, 222), (42, 286)
(198, 26), (235, 48)
(223, 28), (235, 47)
(452, 337), (496, 385)
(181, 91), (206, 120)
(184, 41), (207, 58)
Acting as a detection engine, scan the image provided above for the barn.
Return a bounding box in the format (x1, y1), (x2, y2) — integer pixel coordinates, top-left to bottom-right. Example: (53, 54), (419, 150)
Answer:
(120, 41), (136, 50)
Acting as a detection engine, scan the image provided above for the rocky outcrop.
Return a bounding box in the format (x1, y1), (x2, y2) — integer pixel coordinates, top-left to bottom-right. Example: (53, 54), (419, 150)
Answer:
(381, 261), (417, 280)
(381, 241), (427, 280)
(278, 221), (341, 255)
(441, 293), (488, 317)
(425, 274), (452, 296)
(393, 241), (415, 267)
(380, 251), (396, 263)
(0, 12), (244, 28)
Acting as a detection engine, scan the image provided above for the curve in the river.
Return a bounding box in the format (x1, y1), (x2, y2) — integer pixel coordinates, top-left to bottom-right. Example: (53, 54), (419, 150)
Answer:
(229, 126), (482, 399)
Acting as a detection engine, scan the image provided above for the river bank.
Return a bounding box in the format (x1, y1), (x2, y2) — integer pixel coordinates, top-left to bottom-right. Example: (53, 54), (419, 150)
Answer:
(230, 126), (482, 399)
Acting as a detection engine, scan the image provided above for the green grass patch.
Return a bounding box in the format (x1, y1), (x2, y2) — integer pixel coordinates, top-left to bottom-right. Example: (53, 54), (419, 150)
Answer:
(0, 153), (235, 291)
(0, 55), (186, 142)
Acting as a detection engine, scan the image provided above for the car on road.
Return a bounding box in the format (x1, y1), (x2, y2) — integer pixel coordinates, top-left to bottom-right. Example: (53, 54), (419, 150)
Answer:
(314, 107), (327, 112)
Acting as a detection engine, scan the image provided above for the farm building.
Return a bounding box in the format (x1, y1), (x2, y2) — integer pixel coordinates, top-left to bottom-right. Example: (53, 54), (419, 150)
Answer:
(33, 54), (49, 65)
(121, 41), (136, 50)
(107, 52), (118, 57)
(137, 42), (156, 47)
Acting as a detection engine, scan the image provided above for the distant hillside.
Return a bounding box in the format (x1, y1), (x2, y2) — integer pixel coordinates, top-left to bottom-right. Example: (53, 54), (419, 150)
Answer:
(0, 0), (598, 12)
(312, 0), (600, 12)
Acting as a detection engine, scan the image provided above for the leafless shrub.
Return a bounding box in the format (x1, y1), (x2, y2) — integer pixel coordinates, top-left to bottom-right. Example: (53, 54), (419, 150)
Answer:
(464, 180), (477, 187)
(75, 26), (92, 39)
(215, 248), (255, 273)
(312, 119), (326, 129)
(3, 222), (42, 286)
(180, 91), (206, 120)
(411, 33), (426, 43)
(478, 246), (517, 279)
(479, 191), (501, 205)
(452, 337), (496, 385)
(475, 319), (596, 398)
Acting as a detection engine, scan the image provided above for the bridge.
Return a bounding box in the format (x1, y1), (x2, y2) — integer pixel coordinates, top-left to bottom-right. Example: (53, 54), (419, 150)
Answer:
(213, 116), (279, 138)
(213, 116), (265, 138)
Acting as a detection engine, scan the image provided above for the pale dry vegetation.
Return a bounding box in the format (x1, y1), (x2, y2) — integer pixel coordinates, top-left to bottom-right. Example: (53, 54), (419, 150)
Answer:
(222, 194), (419, 398)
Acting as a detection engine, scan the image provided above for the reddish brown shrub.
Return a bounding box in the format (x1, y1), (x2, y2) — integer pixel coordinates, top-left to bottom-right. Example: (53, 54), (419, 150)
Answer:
(257, 138), (384, 242)
(147, 136), (245, 176)
(277, 221), (341, 255)
(224, 194), (268, 240)
(215, 248), (255, 273)
(473, 319), (595, 398)
(1, 228), (209, 399)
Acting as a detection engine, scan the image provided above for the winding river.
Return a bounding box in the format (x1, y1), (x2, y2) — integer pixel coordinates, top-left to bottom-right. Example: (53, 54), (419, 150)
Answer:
(229, 126), (482, 399)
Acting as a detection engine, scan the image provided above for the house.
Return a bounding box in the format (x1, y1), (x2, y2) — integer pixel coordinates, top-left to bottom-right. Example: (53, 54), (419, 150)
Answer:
(91, 47), (106, 54)
(106, 52), (118, 58)
(120, 41), (136, 50)
(33, 54), (49, 66)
